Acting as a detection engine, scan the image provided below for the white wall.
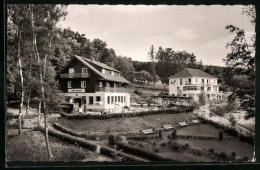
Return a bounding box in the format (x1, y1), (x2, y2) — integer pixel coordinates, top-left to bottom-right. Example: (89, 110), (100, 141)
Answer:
(169, 77), (219, 100)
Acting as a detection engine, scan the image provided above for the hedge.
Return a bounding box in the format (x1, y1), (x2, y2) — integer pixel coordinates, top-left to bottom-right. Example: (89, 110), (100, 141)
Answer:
(38, 126), (97, 151)
(60, 107), (194, 119)
(198, 117), (254, 145)
(53, 122), (107, 140)
(100, 146), (149, 162)
(114, 141), (179, 162)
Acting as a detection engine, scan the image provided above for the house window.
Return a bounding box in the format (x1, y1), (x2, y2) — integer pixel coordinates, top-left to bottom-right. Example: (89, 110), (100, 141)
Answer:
(202, 79), (204, 84)
(111, 96), (114, 103)
(89, 96), (93, 104)
(82, 68), (88, 73)
(81, 81), (86, 88)
(118, 96), (120, 102)
(188, 78), (191, 84)
(68, 81), (72, 88)
(69, 68), (74, 73)
(107, 96), (110, 104)
(196, 79), (197, 82)
(102, 69), (105, 73)
(177, 87), (179, 91)
(110, 71), (114, 75)
(115, 96), (117, 102)
(180, 79), (182, 85)
(124, 96), (126, 102)
(119, 73), (120, 77)
(96, 96), (101, 102)
(99, 82), (103, 87)
(121, 96), (123, 103)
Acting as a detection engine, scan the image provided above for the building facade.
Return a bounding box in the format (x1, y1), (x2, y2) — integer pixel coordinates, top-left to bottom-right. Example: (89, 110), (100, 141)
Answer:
(56, 55), (131, 113)
(168, 68), (222, 100)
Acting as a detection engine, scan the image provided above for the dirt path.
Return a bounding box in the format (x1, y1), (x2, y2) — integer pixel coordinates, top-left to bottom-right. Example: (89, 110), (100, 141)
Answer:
(195, 107), (255, 136)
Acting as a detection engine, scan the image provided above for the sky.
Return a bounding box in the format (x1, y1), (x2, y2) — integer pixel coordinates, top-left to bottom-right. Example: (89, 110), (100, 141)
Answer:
(58, 5), (255, 66)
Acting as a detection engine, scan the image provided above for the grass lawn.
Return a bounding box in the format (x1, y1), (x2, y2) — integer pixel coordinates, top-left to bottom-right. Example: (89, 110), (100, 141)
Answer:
(57, 112), (197, 134)
(6, 129), (114, 161)
(177, 124), (232, 138)
(175, 139), (254, 159)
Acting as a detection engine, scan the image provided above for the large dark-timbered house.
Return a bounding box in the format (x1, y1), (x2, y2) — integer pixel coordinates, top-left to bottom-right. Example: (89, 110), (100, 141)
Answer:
(56, 55), (131, 113)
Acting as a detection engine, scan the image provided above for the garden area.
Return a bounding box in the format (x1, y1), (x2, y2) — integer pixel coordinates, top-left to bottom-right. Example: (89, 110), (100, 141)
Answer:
(114, 123), (254, 162)
(6, 130), (114, 162)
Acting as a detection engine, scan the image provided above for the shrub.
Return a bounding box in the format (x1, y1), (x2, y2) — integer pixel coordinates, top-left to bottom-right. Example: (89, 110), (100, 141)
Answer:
(134, 90), (142, 95)
(108, 134), (116, 145)
(138, 143), (144, 148)
(229, 115), (237, 126)
(218, 152), (228, 159)
(190, 100), (199, 109)
(171, 142), (182, 152)
(184, 143), (189, 148)
(242, 156), (249, 162)
(161, 142), (166, 147)
(171, 129), (177, 140)
(218, 130), (223, 141)
(154, 148), (160, 153)
(193, 149), (204, 155)
(210, 105), (226, 116)
(158, 129), (163, 139)
(209, 148), (215, 153)
(128, 140), (136, 145)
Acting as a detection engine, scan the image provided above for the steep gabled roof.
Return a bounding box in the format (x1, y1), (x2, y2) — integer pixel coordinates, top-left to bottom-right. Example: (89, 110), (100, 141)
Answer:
(82, 58), (119, 72)
(169, 68), (217, 79)
(57, 55), (130, 84)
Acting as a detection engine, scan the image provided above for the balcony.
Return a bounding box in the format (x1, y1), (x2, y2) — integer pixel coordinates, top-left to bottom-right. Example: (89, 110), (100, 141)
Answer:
(95, 86), (128, 93)
(60, 73), (90, 78)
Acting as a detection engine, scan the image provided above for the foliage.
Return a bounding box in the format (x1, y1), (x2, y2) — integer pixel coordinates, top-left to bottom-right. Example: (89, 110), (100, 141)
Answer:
(218, 130), (223, 141)
(224, 5), (255, 117)
(229, 115), (237, 126)
(155, 47), (202, 86)
(198, 90), (206, 107)
(171, 129), (177, 139)
(210, 105), (226, 116)
(114, 56), (135, 82)
(158, 129), (163, 139)
(190, 100), (199, 109)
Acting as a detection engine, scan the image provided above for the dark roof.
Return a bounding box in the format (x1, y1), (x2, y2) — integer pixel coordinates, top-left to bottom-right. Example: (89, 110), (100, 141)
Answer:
(82, 58), (119, 72)
(169, 68), (217, 79)
(73, 55), (130, 84)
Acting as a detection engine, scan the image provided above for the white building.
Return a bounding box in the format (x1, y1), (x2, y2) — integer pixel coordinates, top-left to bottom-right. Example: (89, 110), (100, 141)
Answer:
(169, 68), (222, 100)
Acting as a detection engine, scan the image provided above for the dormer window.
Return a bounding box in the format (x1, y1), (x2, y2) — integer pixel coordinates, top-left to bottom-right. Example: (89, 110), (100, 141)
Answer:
(102, 69), (105, 74)
(110, 71), (114, 75)
(69, 68), (74, 73)
(82, 68), (88, 73)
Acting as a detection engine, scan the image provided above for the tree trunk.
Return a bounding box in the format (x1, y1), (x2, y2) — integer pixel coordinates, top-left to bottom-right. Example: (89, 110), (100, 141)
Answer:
(30, 4), (53, 159)
(26, 56), (32, 115)
(17, 28), (24, 135)
(37, 101), (41, 127)
(44, 114), (53, 159)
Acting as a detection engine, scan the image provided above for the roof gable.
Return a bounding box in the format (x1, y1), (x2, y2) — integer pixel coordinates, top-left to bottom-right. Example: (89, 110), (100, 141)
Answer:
(57, 55), (130, 84)
(83, 58), (119, 72)
(169, 68), (217, 79)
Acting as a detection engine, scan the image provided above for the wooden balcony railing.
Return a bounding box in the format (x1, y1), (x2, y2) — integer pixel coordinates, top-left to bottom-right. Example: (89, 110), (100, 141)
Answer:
(60, 73), (90, 78)
(95, 86), (128, 93)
